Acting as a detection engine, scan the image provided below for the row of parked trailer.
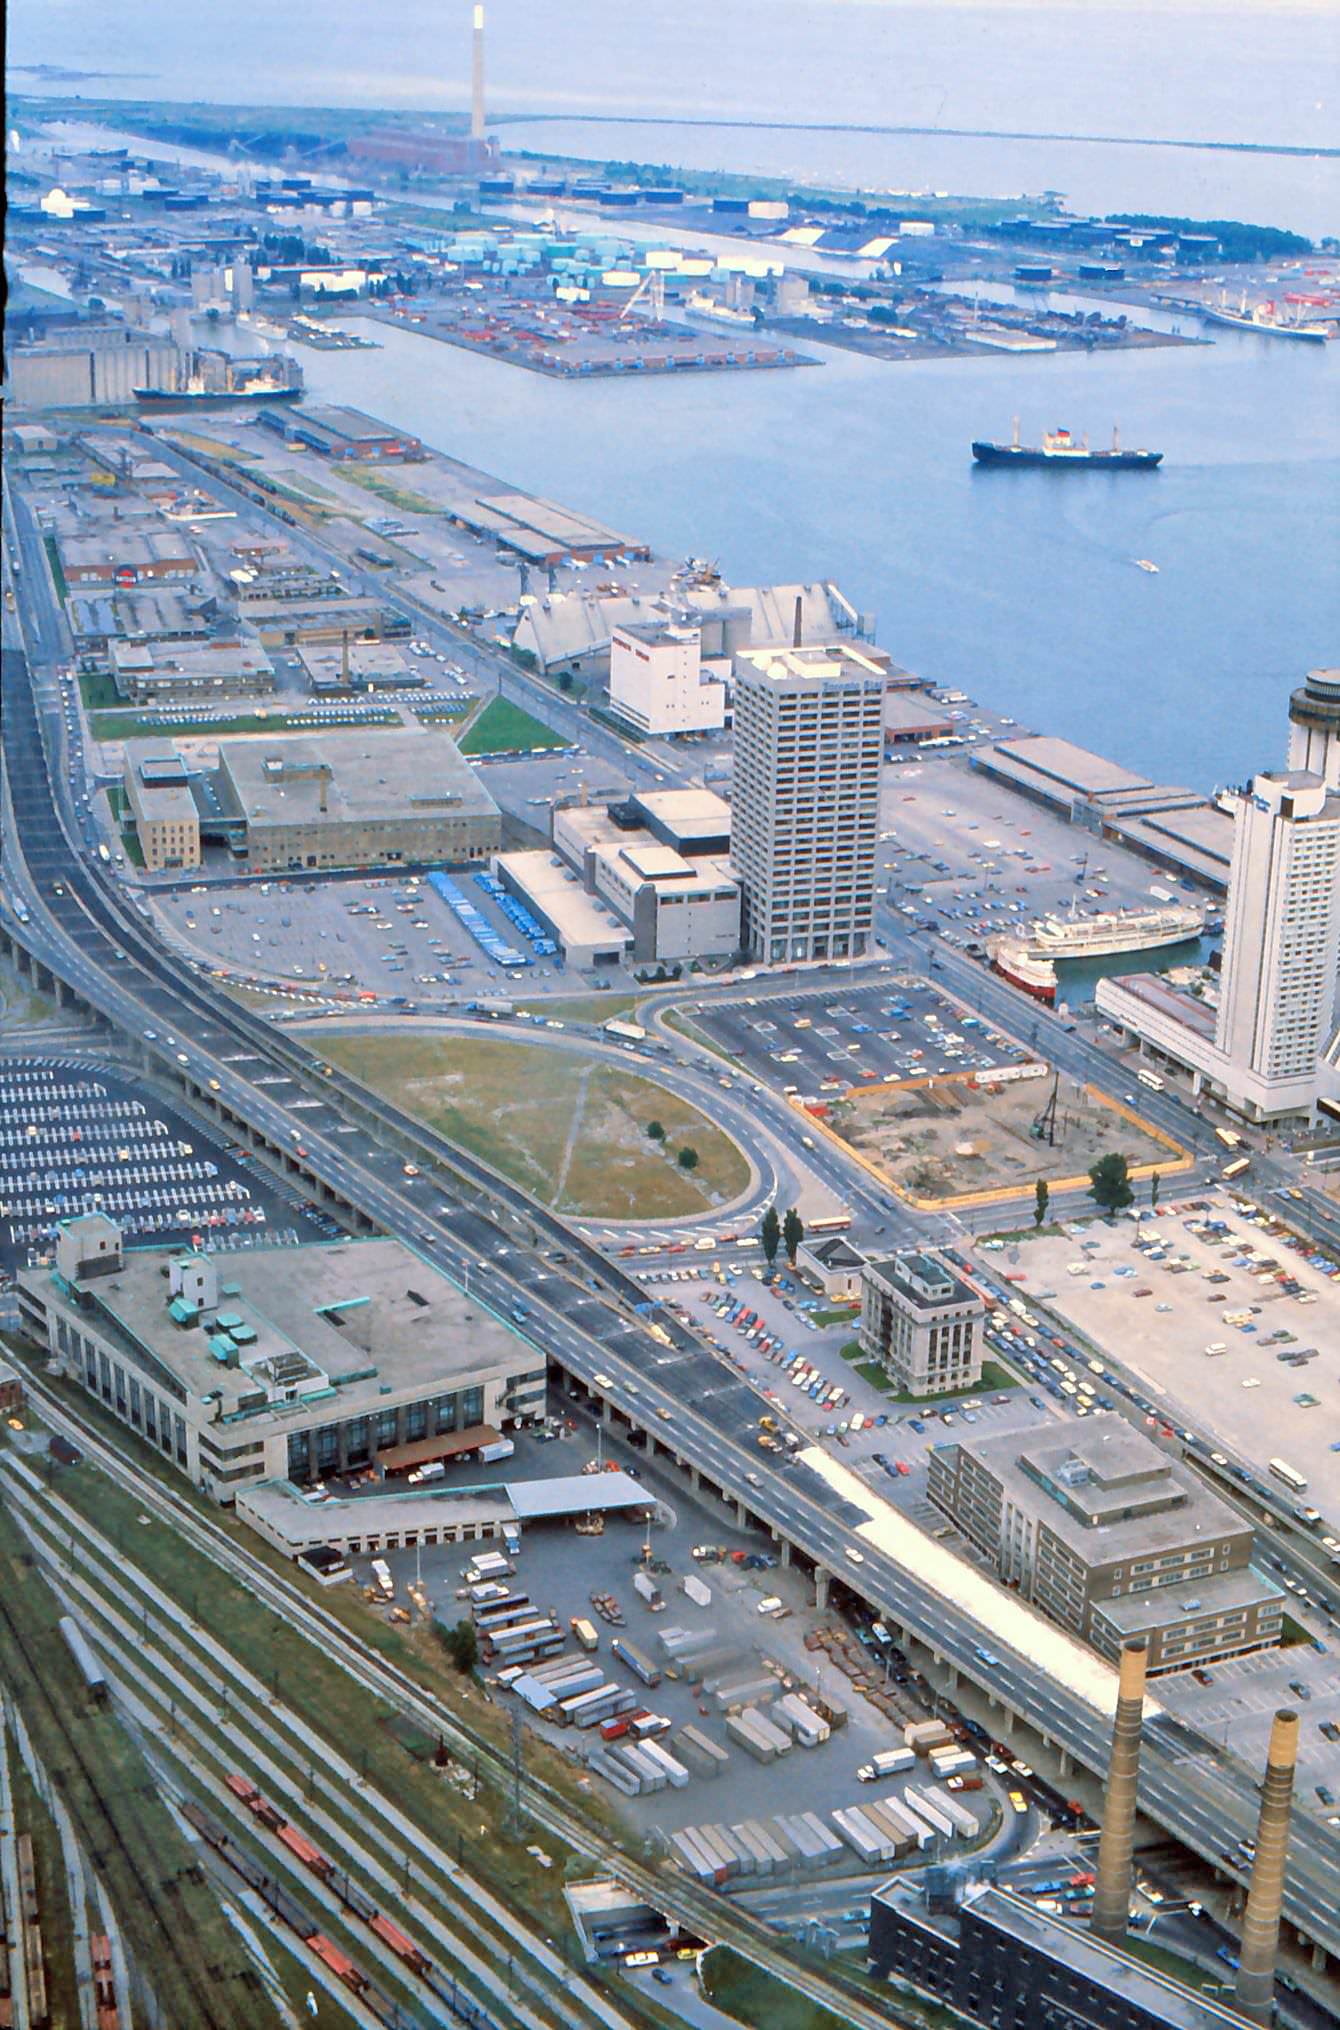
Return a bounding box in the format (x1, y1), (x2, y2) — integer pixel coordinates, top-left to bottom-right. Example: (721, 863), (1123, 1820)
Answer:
(671, 1777), (980, 1885)
(428, 871), (532, 969)
(473, 870), (559, 958)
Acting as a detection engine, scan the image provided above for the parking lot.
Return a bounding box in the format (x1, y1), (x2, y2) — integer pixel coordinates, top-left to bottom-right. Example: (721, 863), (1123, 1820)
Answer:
(357, 1417), (1010, 1859)
(0, 1056), (327, 1277)
(1158, 1644), (1340, 1831)
(876, 751), (1213, 965)
(995, 1197), (1340, 1504)
(157, 865), (580, 1008)
(688, 977), (1032, 1103)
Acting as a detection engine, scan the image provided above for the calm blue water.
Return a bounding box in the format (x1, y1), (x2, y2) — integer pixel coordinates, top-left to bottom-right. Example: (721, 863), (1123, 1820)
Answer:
(298, 313), (1338, 795)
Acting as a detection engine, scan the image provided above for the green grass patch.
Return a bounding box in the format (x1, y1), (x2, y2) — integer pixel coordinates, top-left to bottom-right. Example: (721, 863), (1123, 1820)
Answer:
(856, 1359), (895, 1394)
(458, 695), (570, 756)
(1280, 1613), (1315, 1648)
(812, 1305), (859, 1328)
(338, 465), (446, 515)
(878, 1358), (1021, 1408)
(1117, 1930), (1224, 1992)
(520, 992), (645, 1026)
(43, 533), (68, 601)
(89, 706), (401, 741)
(700, 1945), (855, 2030)
(162, 429), (260, 463)
(0, 1505), (282, 2029)
(840, 1339), (864, 1362)
(79, 669), (122, 710)
(315, 1028), (749, 1219)
(120, 826), (146, 869)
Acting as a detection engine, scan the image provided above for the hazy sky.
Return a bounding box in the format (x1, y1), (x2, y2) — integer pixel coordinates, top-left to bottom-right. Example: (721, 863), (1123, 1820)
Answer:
(8, 1), (1336, 148)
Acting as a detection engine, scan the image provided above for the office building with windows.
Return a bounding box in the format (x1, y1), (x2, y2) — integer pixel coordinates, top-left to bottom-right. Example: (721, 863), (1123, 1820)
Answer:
(730, 642), (884, 962)
(16, 1216), (544, 1503)
(858, 1252), (983, 1397)
(926, 1416), (1282, 1674)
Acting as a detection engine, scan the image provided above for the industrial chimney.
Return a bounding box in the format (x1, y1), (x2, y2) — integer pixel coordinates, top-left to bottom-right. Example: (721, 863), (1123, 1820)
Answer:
(1090, 1637), (1148, 1943)
(793, 593), (803, 648)
(471, 4), (486, 143)
(1234, 1708), (1300, 2023)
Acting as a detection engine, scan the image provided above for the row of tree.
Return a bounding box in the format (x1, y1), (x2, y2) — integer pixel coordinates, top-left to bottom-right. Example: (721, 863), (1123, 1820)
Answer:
(1031, 1152), (1160, 1229)
(760, 1204), (804, 1267)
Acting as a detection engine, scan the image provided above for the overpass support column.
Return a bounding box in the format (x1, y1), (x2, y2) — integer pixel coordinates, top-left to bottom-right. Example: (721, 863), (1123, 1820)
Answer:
(777, 1539), (791, 1569)
(599, 1400), (612, 1428)
(814, 1568), (830, 1612)
(1057, 1747), (1071, 1778)
(687, 1463), (701, 1494)
(734, 1499), (747, 1527)
(1313, 1945), (1327, 1974)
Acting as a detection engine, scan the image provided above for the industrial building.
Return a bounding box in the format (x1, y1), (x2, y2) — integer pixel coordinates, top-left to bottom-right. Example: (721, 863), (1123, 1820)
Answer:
(296, 640), (423, 694)
(16, 1216), (545, 1504)
(606, 621), (728, 736)
(216, 728), (500, 873)
(926, 1415), (1282, 1673)
(491, 852), (633, 969)
(543, 787), (740, 965)
(868, 1880), (1244, 2030)
(121, 740), (203, 872)
(858, 1252), (983, 1397)
(110, 634), (275, 705)
(6, 327), (183, 407)
(731, 642), (884, 963)
(883, 691), (956, 746)
(261, 403), (424, 461)
(58, 526), (198, 587)
(511, 580), (869, 685)
(972, 733), (1234, 891)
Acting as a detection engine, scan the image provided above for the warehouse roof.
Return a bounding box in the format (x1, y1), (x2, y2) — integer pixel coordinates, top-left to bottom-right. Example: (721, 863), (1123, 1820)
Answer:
(505, 1472), (649, 1520)
(219, 729), (498, 829)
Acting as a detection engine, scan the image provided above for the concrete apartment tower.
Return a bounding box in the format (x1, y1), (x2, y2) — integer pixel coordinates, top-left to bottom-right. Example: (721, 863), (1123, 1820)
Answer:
(1090, 1636), (1148, 1943)
(1213, 770), (1340, 1122)
(730, 642), (884, 963)
(1234, 1707), (1300, 2024)
(471, 4), (487, 142)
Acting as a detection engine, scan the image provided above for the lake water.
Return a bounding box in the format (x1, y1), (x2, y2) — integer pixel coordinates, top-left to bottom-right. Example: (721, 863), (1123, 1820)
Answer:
(296, 311), (1338, 797)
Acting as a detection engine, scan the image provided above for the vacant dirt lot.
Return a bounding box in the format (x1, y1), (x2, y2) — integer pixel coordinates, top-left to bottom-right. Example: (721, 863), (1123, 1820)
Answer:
(318, 1030), (750, 1219)
(828, 1073), (1178, 1204)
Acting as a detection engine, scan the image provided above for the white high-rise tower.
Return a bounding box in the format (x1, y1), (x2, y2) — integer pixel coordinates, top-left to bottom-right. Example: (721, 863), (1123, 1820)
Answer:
(1214, 770), (1340, 1119)
(1287, 667), (1340, 788)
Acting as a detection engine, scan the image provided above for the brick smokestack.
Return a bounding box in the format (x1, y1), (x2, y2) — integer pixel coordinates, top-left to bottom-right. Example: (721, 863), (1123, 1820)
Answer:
(471, 5), (486, 143)
(1234, 1708), (1300, 2023)
(1090, 1637), (1148, 1943)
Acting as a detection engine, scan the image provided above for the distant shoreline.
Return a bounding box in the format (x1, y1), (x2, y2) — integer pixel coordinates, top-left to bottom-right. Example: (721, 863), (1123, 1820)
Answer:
(490, 112), (1339, 163)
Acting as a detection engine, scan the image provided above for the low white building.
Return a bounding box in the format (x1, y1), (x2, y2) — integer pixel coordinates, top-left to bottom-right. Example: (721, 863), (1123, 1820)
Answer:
(607, 621), (727, 737)
(551, 790), (740, 965)
(796, 1234), (865, 1301)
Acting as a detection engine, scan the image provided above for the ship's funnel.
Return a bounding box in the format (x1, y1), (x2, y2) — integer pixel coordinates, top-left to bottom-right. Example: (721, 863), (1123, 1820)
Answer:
(1091, 1637), (1147, 1943)
(1234, 1708), (1299, 2023)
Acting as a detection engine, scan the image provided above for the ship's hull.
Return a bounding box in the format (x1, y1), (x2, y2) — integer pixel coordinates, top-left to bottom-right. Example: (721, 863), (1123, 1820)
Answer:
(972, 441), (1162, 469)
(132, 385), (303, 405)
(1199, 308), (1328, 342)
(989, 943), (1057, 1004)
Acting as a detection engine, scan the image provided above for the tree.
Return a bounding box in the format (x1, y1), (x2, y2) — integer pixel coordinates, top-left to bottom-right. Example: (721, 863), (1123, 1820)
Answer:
(760, 1206), (781, 1266)
(782, 1206), (805, 1265)
(1033, 1179), (1050, 1229)
(441, 1618), (478, 1674)
(646, 1119), (665, 1142)
(1088, 1152), (1134, 1214)
(677, 1146), (699, 1172)
(1150, 1171), (1161, 1211)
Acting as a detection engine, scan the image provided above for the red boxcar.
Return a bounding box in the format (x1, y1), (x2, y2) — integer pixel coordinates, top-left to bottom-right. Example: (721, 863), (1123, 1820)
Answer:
(369, 1913), (431, 1974)
(307, 1935), (367, 1993)
(276, 1823), (333, 1878)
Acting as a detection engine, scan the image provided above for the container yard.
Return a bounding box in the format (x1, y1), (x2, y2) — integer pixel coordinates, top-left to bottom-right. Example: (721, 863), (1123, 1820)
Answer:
(373, 283), (812, 377)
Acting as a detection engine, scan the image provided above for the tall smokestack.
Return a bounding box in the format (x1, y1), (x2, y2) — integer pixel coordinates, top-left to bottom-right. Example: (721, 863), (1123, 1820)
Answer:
(1090, 1637), (1147, 1943)
(1235, 1708), (1299, 2023)
(471, 4), (486, 143)
(793, 594), (803, 648)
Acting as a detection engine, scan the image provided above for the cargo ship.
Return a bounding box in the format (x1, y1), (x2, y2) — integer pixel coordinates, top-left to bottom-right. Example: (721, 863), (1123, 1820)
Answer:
(135, 350), (303, 406)
(989, 903), (1204, 1005)
(972, 420), (1162, 469)
(1199, 297), (1329, 343)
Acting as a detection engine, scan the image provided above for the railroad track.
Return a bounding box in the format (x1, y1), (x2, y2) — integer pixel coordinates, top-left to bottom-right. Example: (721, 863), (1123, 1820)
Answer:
(0, 1517), (260, 2030)
(5, 1369), (920, 2030)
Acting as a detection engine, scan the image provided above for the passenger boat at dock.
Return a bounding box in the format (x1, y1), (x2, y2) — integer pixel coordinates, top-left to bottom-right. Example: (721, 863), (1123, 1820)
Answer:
(989, 903), (1204, 1004)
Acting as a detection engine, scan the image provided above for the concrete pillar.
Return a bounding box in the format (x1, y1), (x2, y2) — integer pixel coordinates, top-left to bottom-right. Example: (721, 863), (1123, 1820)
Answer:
(599, 1400), (612, 1427)
(734, 1499), (747, 1527)
(1235, 1708), (1300, 2024)
(814, 1568), (830, 1612)
(779, 1540), (791, 1569)
(1057, 1747), (1071, 1779)
(688, 1464), (701, 1493)
(1091, 1637), (1148, 1944)
(1312, 1945), (1327, 1974)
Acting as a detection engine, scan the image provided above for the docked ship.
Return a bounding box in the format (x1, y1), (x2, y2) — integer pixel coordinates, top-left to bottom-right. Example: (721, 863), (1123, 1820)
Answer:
(989, 903), (1204, 1005)
(972, 420), (1162, 469)
(135, 349), (304, 405)
(1199, 296), (1329, 343)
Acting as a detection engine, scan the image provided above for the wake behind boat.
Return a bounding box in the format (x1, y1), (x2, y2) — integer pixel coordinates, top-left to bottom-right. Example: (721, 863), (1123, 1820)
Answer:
(972, 420), (1162, 469)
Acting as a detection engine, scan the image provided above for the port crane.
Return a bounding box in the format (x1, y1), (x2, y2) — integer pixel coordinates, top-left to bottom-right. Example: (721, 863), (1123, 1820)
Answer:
(617, 269), (665, 324)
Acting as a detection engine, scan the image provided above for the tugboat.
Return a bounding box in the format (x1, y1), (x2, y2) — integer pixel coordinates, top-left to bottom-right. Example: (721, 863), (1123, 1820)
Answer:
(972, 419), (1162, 469)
